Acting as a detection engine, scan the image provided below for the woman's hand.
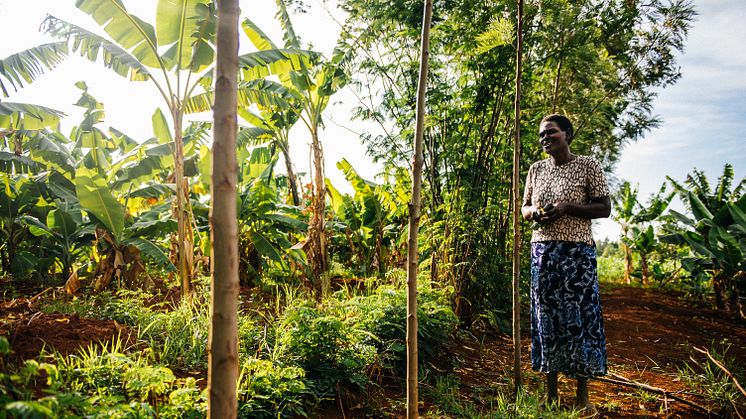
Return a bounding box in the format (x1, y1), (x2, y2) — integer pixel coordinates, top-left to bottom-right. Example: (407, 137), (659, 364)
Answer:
(536, 197), (612, 221)
(538, 202), (571, 222)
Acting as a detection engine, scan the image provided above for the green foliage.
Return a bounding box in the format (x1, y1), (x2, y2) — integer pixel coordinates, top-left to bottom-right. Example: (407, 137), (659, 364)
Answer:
(662, 164), (745, 315)
(597, 252), (625, 283)
(0, 339), (207, 418)
(339, 283), (459, 373)
(326, 160), (408, 277)
(237, 358), (308, 418)
(276, 302), (378, 397)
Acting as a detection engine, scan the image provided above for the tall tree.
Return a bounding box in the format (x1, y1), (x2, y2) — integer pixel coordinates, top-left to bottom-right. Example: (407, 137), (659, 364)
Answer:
(511, 0), (524, 393)
(340, 0), (694, 320)
(207, 0), (239, 416)
(407, 0), (433, 415)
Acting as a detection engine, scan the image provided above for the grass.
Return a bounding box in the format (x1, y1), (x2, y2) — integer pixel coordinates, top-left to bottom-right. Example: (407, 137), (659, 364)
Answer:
(676, 341), (745, 411)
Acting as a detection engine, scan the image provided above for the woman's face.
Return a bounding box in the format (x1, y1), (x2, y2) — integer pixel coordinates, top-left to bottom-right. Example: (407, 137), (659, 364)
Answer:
(538, 121), (569, 156)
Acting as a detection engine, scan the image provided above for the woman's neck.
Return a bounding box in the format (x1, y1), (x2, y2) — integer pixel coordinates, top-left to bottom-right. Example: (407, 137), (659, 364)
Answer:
(549, 150), (575, 166)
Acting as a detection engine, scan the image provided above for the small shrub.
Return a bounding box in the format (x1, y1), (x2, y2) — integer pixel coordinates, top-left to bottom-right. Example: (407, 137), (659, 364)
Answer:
(276, 302), (378, 398)
(237, 358), (307, 418)
(343, 284), (459, 373)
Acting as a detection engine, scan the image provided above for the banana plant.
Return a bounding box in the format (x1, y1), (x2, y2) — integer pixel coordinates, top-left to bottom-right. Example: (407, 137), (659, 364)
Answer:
(41, 0), (317, 296)
(326, 159), (407, 276)
(242, 1), (358, 281)
(612, 181), (674, 284)
(0, 176), (53, 279)
(662, 164), (746, 317)
(622, 225), (656, 285)
(235, 144), (308, 285)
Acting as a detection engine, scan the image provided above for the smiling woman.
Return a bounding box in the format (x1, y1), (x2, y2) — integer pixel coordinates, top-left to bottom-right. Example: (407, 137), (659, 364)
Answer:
(521, 113), (612, 414)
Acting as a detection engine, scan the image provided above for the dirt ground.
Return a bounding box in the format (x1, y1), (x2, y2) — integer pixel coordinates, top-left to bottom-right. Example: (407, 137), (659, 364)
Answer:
(1, 285), (744, 417)
(453, 285), (746, 418)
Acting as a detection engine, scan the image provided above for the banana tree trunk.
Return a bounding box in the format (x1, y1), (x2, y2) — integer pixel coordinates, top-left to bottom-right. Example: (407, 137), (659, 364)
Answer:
(172, 105), (193, 298)
(511, 0), (525, 393)
(407, 0), (433, 416)
(207, 0), (240, 416)
(309, 128), (328, 292)
(623, 241), (633, 285)
(640, 251), (649, 285)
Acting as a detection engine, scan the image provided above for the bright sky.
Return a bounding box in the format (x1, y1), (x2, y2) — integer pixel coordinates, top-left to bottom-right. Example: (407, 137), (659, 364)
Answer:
(1, 0), (744, 242)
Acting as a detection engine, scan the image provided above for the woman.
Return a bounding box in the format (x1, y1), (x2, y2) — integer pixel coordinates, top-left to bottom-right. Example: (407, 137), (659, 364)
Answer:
(521, 114), (611, 413)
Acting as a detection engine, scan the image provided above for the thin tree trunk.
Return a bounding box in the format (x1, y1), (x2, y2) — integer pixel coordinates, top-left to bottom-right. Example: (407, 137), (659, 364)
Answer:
(207, 0), (240, 416)
(512, 0), (524, 393)
(640, 251), (649, 285)
(407, 0), (433, 416)
(282, 147), (300, 206)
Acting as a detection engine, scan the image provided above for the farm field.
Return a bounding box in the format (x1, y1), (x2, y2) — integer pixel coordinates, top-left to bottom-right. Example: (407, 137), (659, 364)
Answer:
(1, 0), (744, 417)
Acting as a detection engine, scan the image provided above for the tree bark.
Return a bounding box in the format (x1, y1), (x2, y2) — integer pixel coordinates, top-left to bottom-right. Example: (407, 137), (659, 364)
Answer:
(407, 0), (433, 417)
(512, 0), (524, 393)
(281, 146), (300, 206)
(207, 0), (240, 417)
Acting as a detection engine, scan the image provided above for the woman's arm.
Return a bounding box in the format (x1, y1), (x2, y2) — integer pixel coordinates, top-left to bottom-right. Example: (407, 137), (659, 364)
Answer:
(538, 196), (611, 221)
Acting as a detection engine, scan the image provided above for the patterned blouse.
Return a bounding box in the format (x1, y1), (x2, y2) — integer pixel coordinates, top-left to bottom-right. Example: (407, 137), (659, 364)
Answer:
(523, 155), (610, 245)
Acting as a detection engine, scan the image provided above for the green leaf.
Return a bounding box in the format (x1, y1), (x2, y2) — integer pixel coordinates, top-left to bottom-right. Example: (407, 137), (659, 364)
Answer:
(125, 237), (176, 271)
(325, 179), (347, 215)
(0, 102), (64, 130)
(727, 202), (746, 229)
(249, 230), (283, 265)
(152, 108), (173, 144)
(680, 231), (715, 259)
(48, 208), (79, 239)
(74, 0), (161, 68)
(239, 49), (317, 80)
(20, 215), (55, 238)
(688, 191), (714, 222)
(669, 210), (695, 227)
(156, 0), (212, 71)
(74, 166), (125, 239)
(5, 401), (55, 419)
(241, 18), (278, 51)
(184, 79), (293, 114)
(42, 15), (152, 81)
(265, 214), (307, 231)
(0, 42), (68, 97)
(0, 151), (39, 174)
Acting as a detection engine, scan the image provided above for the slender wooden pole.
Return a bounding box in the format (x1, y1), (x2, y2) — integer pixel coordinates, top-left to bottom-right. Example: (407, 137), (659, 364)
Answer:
(512, 0), (524, 393)
(208, 0), (240, 417)
(407, 0), (433, 417)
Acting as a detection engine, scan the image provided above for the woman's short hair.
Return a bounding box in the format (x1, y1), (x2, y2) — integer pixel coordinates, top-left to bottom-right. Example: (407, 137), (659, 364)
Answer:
(541, 114), (574, 143)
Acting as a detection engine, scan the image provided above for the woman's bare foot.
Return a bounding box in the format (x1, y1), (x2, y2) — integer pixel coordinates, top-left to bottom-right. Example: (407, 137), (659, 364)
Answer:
(576, 403), (598, 417)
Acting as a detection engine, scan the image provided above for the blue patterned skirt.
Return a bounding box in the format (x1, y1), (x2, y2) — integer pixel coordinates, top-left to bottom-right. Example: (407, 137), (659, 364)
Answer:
(530, 241), (607, 378)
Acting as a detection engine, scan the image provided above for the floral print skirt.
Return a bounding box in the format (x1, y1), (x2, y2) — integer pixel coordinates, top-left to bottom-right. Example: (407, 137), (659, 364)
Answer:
(530, 241), (607, 378)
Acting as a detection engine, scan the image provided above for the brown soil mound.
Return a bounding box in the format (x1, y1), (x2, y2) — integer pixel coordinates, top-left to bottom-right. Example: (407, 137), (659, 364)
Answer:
(2, 312), (136, 362)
